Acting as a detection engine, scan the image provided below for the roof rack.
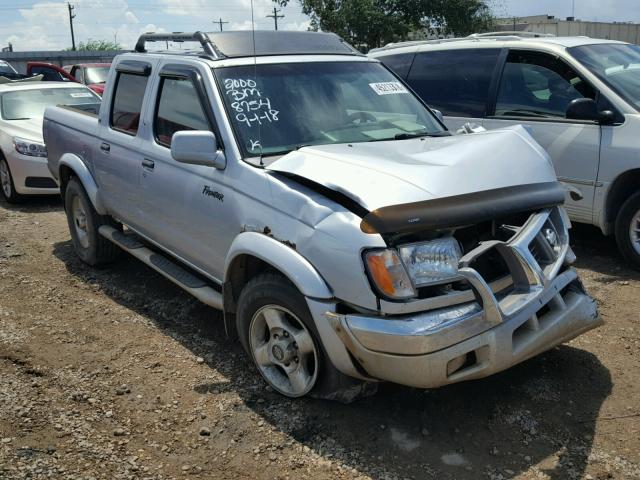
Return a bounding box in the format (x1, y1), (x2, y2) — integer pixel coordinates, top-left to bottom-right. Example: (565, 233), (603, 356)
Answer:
(370, 31), (557, 53)
(134, 31), (221, 60)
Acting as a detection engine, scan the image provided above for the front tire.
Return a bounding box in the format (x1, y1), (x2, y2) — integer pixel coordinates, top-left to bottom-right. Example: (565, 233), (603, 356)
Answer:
(615, 191), (640, 270)
(0, 157), (26, 204)
(236, 273), (375, 402)
(64, 177), (120, 266)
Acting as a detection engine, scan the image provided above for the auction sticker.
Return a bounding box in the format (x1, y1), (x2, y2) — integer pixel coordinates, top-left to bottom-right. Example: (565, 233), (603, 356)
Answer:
(369, 82), (409, 95)
(70, 92), (94, 98)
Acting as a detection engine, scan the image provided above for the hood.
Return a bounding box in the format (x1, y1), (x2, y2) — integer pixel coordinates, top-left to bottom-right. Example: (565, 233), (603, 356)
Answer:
(1, 117), (44, 143)
(267, 125), (556, 213)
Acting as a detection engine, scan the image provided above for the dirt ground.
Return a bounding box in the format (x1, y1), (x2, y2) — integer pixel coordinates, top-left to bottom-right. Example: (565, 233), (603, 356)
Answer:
(0, 195), (638, 480)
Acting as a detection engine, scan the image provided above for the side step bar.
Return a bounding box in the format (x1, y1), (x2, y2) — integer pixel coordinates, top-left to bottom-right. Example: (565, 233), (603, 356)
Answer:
(99, 225), (223, 310)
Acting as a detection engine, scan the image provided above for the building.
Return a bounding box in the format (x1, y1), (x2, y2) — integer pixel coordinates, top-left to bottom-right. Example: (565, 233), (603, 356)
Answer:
(495, 15), (640, 44)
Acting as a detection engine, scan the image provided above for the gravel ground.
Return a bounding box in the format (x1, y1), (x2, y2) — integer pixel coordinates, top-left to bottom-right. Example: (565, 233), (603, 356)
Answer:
(0, 196), (639, 480)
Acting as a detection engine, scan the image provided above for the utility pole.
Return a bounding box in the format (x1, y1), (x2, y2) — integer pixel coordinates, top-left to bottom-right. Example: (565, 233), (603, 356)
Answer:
(266, 7), (284, 31)
(68, 2), (76, 51)
(214, 17), (229, 31)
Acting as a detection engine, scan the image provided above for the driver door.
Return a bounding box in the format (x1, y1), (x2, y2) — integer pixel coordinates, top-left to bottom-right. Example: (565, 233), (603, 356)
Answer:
(483, 50), (601, 224)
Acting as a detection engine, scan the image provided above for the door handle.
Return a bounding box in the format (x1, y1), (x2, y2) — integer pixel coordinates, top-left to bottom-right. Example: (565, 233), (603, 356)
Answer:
(100, 142), (110, 153)
(142, 158), (155, 169)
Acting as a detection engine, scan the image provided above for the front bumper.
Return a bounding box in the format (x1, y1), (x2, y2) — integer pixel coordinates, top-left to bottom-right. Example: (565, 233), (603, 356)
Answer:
(326, 269), (600, 388)
(6, 152), (59, 195)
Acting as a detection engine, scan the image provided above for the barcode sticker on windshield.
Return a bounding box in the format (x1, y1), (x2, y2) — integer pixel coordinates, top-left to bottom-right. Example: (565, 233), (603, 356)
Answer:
(70, 92), (94, 98)
(369, 82), (409, 95)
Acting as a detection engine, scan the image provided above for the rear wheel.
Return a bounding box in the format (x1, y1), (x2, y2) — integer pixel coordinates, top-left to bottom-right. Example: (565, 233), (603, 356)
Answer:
(236, 273), (376, 402)
(64, 177), (120, 266)
(0, 157), (26, 204)
(615, 191), (640, 270)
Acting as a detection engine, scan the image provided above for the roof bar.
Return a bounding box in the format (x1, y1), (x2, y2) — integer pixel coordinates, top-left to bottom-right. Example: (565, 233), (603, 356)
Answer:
(134, 31), (221, 59)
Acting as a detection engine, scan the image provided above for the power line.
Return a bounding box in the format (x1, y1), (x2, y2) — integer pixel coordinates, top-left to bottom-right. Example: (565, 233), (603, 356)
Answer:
(68, 2), (76, 51)
(214, 17), (229, 31)
(266, 7), (284, 31)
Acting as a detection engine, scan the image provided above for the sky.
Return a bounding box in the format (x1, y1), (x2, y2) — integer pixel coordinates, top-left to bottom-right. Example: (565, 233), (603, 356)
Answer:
(0, 0), (639, 52)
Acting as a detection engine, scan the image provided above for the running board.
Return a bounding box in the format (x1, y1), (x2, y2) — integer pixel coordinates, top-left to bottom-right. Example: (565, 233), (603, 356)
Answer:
(99, 225), (223, 310)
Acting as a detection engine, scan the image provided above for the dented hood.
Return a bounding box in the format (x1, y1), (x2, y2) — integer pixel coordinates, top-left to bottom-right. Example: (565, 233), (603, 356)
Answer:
(267, 125), (557, 213)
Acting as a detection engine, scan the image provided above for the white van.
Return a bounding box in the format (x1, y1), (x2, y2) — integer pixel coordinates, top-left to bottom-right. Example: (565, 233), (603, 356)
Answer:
(371, 33), (640, 268)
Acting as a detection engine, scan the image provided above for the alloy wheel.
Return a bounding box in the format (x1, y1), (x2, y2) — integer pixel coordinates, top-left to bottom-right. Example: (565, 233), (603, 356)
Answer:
(0, 160), (11, 198)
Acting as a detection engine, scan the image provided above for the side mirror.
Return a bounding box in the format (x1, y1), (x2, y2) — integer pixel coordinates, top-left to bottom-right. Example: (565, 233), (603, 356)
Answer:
(431, 108), (444, 123)
(171, 131), (226, 169)
(566, 98), (615, 124)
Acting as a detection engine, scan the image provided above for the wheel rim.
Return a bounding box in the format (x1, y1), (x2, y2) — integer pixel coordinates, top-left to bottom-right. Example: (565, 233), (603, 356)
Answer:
(630, 209), (640, 256)
(0, 160), (11, 198)
(71, 195), (90, 249)
(249, 305), (319, 397)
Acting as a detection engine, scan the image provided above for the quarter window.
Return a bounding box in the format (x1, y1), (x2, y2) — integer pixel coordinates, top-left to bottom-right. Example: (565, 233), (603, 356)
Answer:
(154, 77), (211, 147)
(110, 72), (148, 135)
(406, 49), (501, 117)
(495, 51), (595, 119)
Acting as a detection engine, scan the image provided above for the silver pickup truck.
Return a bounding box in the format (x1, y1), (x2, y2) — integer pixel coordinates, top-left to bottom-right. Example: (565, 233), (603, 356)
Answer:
(44, 31), (601, 401)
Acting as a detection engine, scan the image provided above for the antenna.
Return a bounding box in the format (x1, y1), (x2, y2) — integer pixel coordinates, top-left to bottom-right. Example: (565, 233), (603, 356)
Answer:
(250, 0), (264, 166)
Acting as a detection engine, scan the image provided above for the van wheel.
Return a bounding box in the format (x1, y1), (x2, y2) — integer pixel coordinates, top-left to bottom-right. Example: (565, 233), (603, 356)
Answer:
(615, 191), (640, 270)
(0, 157), (26, 204)
(236, 273), (376, 402)
(64, 177), (120, 266)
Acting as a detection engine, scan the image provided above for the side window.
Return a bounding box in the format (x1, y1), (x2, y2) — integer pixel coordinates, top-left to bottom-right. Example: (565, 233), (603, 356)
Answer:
(154, 76), (211, 147)
(379, 53), (415, 80)
(110, 72), (149, 135)
(406, 49), (501, 117)
(495, 51), (596, 119)
(30, 66), (65, 82)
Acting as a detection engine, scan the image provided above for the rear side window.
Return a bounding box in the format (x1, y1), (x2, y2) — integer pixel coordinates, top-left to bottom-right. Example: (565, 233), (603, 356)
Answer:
(406, 49), (501, 117)
(378, 53), (415, 79)
(110, 72), (148, 135)
(154, 77), (211, 147)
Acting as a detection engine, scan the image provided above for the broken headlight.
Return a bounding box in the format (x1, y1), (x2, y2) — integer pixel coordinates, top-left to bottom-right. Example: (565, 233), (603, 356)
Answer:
(398, 237), (462, 287)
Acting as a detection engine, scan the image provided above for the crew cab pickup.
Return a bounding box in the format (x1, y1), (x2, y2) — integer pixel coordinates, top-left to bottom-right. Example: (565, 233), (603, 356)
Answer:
(44, 31), (601, 401)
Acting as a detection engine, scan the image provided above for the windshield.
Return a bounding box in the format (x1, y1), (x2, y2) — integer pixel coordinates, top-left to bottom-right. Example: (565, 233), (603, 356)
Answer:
(0, 87), (100, 120)
(569, 43), (640, 111)
(85, 66), (109, 84)
(214, 61), (444, 158)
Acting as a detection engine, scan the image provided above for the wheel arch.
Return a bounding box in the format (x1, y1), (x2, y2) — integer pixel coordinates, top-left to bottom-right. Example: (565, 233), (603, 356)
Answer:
(223, 232), (333, 317)
(605, 168), (640, 233)
(58, 153), (107, 215)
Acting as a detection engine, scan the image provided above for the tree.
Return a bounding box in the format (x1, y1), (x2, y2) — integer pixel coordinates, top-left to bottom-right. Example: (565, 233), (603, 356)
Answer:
(65, 39), (122, 51)
(275, 0), (494, 50)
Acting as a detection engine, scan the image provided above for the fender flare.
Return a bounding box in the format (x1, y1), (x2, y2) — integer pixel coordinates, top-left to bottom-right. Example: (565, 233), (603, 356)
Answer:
(224, 232), (333, 300)
(59, 153), (107, 215)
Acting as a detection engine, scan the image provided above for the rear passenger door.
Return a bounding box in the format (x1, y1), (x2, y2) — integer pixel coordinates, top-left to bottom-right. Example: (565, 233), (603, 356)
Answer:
(95, 60), (152, 227)
(404, 48), (502, 131)
(483, 50), (601, 223)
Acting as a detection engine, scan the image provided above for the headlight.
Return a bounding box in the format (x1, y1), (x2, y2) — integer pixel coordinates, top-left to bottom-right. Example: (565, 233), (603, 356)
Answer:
(364, 249), (416, 299)
(398, 237), (462, 287)
(14, 137), (47, 158)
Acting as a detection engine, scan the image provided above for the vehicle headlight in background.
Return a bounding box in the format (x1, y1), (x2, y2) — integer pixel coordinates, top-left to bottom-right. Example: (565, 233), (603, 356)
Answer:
(398, 237), (462, 287)
(14, 137), (47, 158)
(364, 249), (416, 299)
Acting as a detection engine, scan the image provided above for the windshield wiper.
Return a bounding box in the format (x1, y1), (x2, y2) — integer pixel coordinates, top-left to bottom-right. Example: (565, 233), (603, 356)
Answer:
(394, 131), (451, 140)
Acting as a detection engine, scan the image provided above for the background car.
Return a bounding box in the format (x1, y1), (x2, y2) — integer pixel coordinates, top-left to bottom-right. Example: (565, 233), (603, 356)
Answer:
(371, 33), (640, 269)
(26, 62), (110, 95)
(0, 81), (101, 203)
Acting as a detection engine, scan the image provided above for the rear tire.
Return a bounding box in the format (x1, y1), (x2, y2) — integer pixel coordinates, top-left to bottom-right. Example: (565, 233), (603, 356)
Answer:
(64, 177), (120, 266)
(615, 191), (640, 271)
(0, 157), (26, 204)
(236, 273), (375, 402)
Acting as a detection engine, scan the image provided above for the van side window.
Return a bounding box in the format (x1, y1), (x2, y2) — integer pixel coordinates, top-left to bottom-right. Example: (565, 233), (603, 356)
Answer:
(110, 72), (148, 135)
(495, 51), (596, 119)
(154, 77), (211, 147)
(379, 53), (415, 80)
(406, 49), (500, 117)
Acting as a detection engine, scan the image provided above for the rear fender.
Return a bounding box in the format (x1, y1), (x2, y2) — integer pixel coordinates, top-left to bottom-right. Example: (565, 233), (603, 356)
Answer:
(59, 153), (107, 215)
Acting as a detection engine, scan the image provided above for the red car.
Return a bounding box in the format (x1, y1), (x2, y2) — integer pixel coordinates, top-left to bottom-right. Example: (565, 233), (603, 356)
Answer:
(26, 62), (110, 95)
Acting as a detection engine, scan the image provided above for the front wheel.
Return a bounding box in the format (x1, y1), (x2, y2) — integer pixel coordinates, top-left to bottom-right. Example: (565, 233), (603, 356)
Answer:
(0, 157), (26, 204)
(236, 273), (375, 402)
(615, 191), (640, 270)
